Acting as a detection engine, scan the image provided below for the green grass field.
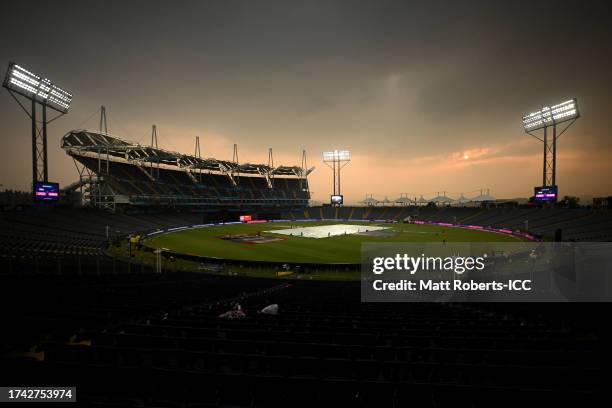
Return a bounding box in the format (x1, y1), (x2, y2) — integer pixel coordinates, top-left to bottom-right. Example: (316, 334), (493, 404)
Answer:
(143, 221), (523, 264)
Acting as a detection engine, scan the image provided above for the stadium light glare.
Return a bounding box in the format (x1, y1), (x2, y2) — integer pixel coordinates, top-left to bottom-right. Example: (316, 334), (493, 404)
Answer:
(323, 150), (351, 161)
(3, 62), (72, 113)
(522, 99), (578, 131)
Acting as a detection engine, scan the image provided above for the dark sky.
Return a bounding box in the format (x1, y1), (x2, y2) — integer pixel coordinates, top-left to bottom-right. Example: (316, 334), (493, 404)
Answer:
(1, 0), (611, 202)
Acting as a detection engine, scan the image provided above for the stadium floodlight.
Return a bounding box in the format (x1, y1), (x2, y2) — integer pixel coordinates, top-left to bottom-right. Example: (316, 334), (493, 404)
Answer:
(522, 99), (579, 131)
(2, 62), (73, 194)
(323, 150), (351, 205)
(522, 98), (580, 195)
(3, 63), (72, 113)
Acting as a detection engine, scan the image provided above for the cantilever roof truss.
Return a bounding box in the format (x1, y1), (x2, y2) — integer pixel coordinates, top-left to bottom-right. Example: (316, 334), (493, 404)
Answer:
(62, 129), (311, 177)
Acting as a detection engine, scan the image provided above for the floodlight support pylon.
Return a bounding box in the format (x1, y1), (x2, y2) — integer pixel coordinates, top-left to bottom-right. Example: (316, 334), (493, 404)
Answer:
(542, 126), (547, 186)
(31, 99), (38, 185)
(551, 126), (556, 187)
(323, 153), (350, 203)
(300, 150), (308, 193)
(533, 119), (576, 187)
(42, 104), (49, 182)
(27, 98), (58, 188)
(8, 90), (56, 189)
(540, 125), (558, 187)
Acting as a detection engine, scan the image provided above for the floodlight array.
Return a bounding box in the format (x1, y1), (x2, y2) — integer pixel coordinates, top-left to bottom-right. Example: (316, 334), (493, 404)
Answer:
(3, 63), (72, 113)
(322, 150), (350, 161)
(522, 99), (578, 131)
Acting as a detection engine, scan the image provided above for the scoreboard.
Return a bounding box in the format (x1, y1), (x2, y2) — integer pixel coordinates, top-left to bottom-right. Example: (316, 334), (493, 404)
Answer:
(534, 186), (557, 202)
(34, 182), (60, 201)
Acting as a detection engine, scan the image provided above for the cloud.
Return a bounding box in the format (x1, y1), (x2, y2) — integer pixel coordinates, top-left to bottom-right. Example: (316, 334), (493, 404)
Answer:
(296, 96), (336, 116)
(1, 0), (611, 202)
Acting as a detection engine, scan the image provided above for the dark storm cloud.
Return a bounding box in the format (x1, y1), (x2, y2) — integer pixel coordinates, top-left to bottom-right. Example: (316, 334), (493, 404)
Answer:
(414, 0), (612, 119)
(297, 96), (336, 116)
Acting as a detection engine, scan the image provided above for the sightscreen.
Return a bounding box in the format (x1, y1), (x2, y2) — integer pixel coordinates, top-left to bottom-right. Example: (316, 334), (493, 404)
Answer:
(34, 182), (60, 201)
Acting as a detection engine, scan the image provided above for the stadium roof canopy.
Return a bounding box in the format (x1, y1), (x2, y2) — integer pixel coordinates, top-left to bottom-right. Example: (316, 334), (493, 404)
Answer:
(62, 130), (313, 178)
(415, 196), (429, 205)
(430, 193), (454, 204)
(455, 194), (471, 204)
(471, 192), (496, 202)
(395, 196), (415, 205)
(361, 197), (379, 206)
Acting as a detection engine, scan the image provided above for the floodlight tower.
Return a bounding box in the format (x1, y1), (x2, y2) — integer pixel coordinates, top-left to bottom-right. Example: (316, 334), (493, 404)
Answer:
(522, 99), (580, 190)
(2, 62), (73, 192)
(300, 150), (308, 192)
(323, 150), (350, 205)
